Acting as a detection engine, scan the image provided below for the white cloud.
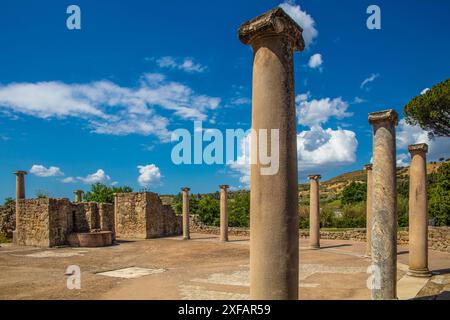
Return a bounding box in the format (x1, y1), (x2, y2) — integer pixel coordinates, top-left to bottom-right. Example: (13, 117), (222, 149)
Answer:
(353, 97), (366, 104)
(77, 169), (111, 184)
(297, 126), (358, 171)
(360, 73), (380, 89)
(30, 165), (64, 177)
(296, 95), (352, 127)
(61, 177), (75, 183)
(228, 126), (358, 186)
(421, 88), (430, 95)
(308, 53), (323, 69)
(0, 74), (220, 142)
(137, 164), (162, 187)
(397, 153), (410, 167)
(155, 56), (206, 73)
(397, 119), (450, 160)
(111, 181), (118, 186)
(279, 2), (318, 49)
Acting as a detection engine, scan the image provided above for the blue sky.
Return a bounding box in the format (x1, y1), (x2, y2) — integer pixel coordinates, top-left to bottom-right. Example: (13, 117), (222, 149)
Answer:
(0, 0), (449, 200)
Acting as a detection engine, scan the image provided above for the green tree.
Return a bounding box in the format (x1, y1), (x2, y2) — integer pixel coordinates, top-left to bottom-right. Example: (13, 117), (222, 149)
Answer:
(341, 182), (367, 205)
(404, 78), (450, 138)
(229, 192), (250, 227)
(84, 183), (132, 203)
(428, 162), (450, 226)
(2, 197), (14, 207)
(195, 195), (220, 226)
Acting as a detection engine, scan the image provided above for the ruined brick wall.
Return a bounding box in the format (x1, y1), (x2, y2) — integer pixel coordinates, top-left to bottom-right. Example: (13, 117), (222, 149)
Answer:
(16, 198), (51, 247)
(0, 202), (15, 238)
(14, 198), (114, 247)
(98, 203), (114, 237)
(115, 192), (182, 239)
(115, 193), (148, 239)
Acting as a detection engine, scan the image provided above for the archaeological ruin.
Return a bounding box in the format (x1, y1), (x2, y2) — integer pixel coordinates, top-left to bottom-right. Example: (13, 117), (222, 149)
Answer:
(114, 192), (182, 239)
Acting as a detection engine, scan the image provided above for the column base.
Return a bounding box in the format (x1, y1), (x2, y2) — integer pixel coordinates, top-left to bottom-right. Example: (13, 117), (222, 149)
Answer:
(407, 268), (432, 278)
(309, 245), (320, 250)
(183, 236), (190, 240)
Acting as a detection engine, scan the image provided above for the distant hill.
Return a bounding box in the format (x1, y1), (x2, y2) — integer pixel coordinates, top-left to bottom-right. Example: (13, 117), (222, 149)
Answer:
(298, 161), (446, 201)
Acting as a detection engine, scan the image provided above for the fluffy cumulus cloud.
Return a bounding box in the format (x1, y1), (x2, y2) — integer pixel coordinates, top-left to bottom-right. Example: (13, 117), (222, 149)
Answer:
(308, 53), (323, 69)
(30, 165), (64, 177)
(137, 164), (162, 187)
(227, 126), (358, 187)
(0, 73), (220, 142)
(296, 94), (353, 127)
(397, 119), (450, 160)
(279, 1), (318, 49)
(297, 126), (358, 170)
(77, 169), (111, 184)
(397, 153), (410, 167)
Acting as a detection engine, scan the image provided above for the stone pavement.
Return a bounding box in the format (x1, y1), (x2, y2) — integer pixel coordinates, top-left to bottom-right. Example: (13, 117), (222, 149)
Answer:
(0, 233), (448, 300)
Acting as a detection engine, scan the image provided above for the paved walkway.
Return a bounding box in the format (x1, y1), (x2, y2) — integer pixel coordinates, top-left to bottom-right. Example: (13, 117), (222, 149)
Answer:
(0, 233), (448, 300)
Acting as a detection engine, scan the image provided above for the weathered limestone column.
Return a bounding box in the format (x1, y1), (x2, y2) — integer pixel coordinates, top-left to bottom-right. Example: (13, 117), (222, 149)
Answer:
(368, 109), (399, 300)
(13, 171), (27, 244)
(309, 175), (321, 249)
(238, 8), (304, 300)
(220, 185), (229, 242)
(407, 143), (431, 277)
(182, 187), (190, 240)
(364, 164), (373, 257)
(73, 190), (84, 203)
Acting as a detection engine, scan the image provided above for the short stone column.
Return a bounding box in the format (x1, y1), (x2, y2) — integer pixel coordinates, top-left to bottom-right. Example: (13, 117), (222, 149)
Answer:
(368, 109), (399, 300)
(309, 175), (321, 249)
(73, 190), (84, 203)
(182, 187), (190, 240)
(364, 164), (373, 257)
(13, 171), (27, 244)
(238, 8), (304, 300)
(407, 143), (431, 277)
(220, 185), (229, 242)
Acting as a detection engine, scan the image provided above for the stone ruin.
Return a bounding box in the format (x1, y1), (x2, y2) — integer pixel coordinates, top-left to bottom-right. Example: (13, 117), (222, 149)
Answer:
(4, 187), (182, 247)
(115, 192), (182, 239)
(16, 198), (114, 247)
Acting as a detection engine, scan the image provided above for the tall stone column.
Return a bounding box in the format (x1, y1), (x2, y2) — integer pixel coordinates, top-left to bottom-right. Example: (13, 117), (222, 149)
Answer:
(182, 187), (190, 240)
(309, 175), (321, 249)
(220, 185), (229, 242)
(364, 164), (373, 257)
(407, 143), (431, 277)
(368, 109), (398, 300)
(73, 190), (84, 203)
(238, 8), (304, 300)
(13, 171), (27, 244)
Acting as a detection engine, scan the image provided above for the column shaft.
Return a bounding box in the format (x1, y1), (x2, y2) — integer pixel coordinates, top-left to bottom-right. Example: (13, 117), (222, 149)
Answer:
(365, 165), (373, 257)
(408, 144), (430, 277)
(182, 188), (190, 240)
(369, 110), (398, 300)
(309, 176), (320, 249)
(220, 186), (229, 242)
(239, 8), (304, 300)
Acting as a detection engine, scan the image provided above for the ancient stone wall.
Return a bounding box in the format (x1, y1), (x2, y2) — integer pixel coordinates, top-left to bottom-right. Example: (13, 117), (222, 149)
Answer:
(0, 202), (15, 238)
(115, 192), (182, 239)
(14, 198), (115, 247)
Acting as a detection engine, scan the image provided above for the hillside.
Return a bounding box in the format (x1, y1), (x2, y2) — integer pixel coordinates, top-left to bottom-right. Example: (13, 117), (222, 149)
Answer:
(298, 161), (446, 201)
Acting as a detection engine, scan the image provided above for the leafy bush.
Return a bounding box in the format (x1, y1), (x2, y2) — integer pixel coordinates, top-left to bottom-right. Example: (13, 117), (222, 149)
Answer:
(428, 162), (450, 226)
(84, 183), (133, 203)
(341, 182), (366, 205)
